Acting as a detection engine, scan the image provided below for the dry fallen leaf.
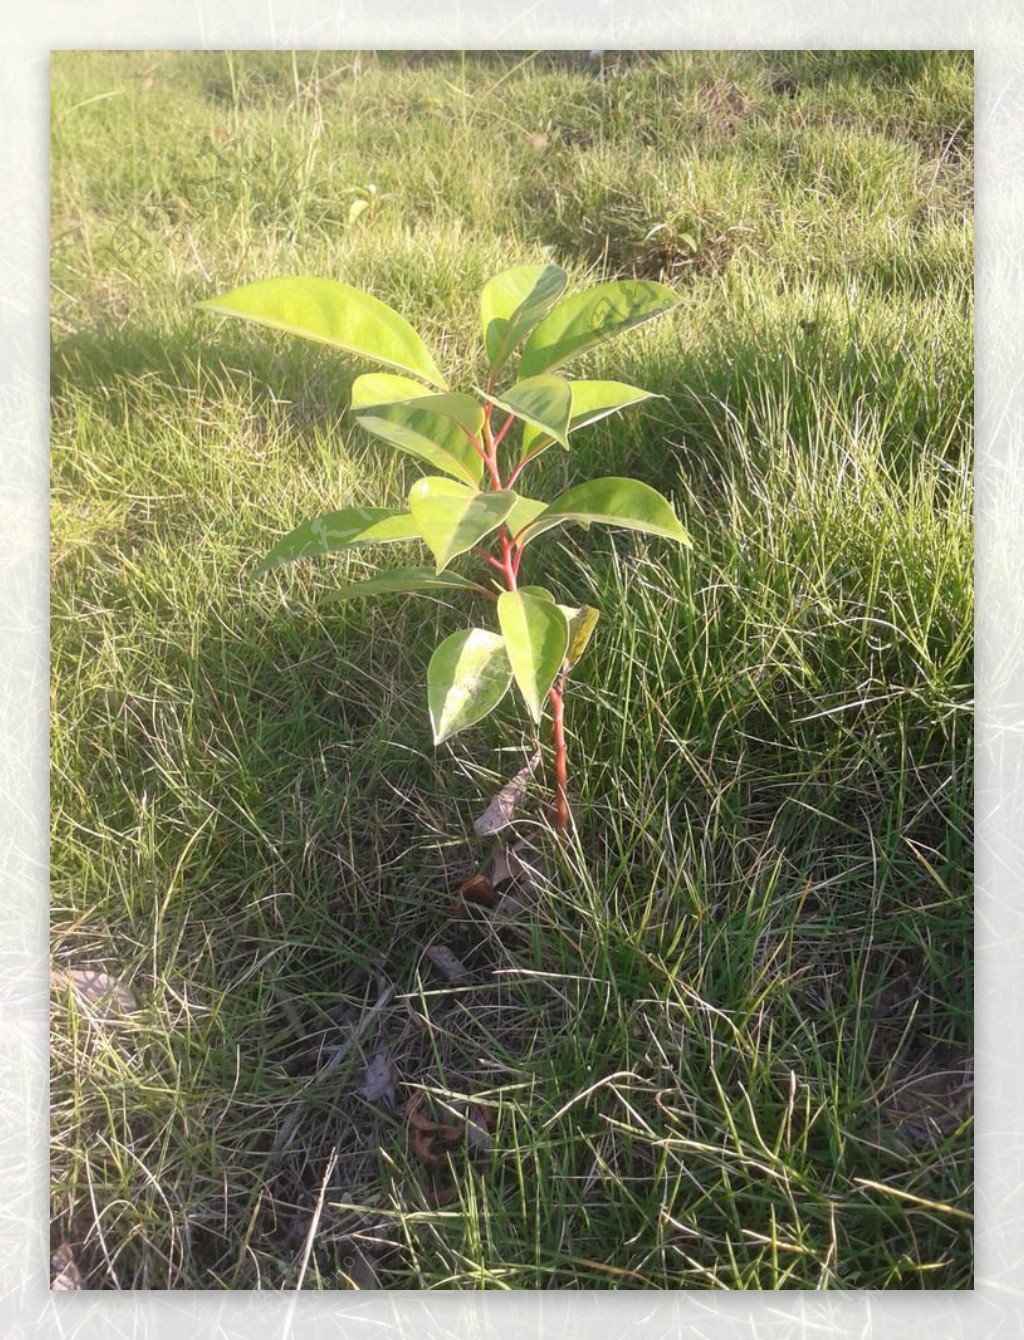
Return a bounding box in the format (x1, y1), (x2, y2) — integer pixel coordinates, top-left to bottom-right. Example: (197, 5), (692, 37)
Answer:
(491, 842), (539, 891)
(360, 1051), (397, 1109)
(343, 1246), (381, 1290)
(466, 1104), (495, 1157)
(411, 1126), (443, 1168)
(405, 1093), (435, 1132)
(50, 1243), (82, 1290)
(473, 749), (542, 836)
(424, 943), (470, 984)
(56, 968), (139, 1018)
(525, 131), (550, 150)
(493, 842), (544, 895)
(457, 872), (497, 908)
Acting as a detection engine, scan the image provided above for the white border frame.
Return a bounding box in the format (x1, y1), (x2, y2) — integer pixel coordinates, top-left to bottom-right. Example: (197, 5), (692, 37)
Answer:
(12, 4), (1013, 1335)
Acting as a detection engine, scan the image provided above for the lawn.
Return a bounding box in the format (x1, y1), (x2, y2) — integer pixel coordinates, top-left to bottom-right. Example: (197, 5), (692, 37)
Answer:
(50, 49), (973, 1290)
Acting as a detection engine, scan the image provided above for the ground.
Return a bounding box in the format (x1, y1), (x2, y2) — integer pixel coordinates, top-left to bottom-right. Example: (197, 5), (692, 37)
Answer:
(50, 49), (973, 1290)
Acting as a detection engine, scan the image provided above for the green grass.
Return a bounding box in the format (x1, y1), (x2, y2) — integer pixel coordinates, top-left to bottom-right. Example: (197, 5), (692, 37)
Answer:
(51, 49), (973, 1290)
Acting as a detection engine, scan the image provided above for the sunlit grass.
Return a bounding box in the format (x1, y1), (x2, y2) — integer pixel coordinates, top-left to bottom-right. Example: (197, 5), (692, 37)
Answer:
(51, 48), (972, 1290)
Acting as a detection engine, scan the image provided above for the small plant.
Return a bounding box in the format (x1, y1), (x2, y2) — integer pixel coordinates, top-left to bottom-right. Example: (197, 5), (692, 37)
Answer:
(199, 266), (692, 835)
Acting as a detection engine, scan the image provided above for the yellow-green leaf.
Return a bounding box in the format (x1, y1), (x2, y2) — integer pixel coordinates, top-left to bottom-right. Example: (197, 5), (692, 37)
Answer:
(519, 279), (680, 379)
(326, 568), (489, 601)
(497, 591), (569, 724)
(428, 628), (513, 744)
(504, 495), (549, 540)
(520, 379), (657, 463)
(351, 373), (436, 409)
(409, 478), (517, 572)
(560, 604), (601, 671)
(199, 275), (448, 388)
(518, 477), (692, 549)
(355, 395), (484, 487)
(480, 264), (568, 374)
(255, 507), (421, 575)
(482, 374), (573, 449)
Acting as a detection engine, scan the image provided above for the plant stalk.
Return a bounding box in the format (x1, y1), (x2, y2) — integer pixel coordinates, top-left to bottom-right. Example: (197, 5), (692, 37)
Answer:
(483, 391), (567, 836)
(548, 674), (570, 837)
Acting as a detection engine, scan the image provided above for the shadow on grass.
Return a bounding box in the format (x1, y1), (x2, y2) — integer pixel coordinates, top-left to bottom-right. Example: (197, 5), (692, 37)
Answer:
(52, 307), (972, 1287)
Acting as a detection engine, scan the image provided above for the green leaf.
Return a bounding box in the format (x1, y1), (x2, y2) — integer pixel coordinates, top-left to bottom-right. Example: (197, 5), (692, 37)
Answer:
(198, 276), (448, 388)
(255, 507), (421, 575)
(560, 604), (601, 671)
(353, 376), (484, 440)
(518, 476), (692, 549)
(482, 374), (573, 449)
(504, 494), (549, 539)
(480, 264), (568, 374)
(497, 591), (569, 724)
(520, 379), (658, 463)
(409, 478), (518, 572)
(518, 279), (680, 379)
(428, 628), (513, 744)
(350, 373), (435, 408)
(355, 396), (484, 487)
(326, 568), (489, 601)
(518, 585), (555, 602)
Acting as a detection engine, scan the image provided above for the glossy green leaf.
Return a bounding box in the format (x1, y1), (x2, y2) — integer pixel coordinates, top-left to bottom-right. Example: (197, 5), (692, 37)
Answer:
(255, 507), (421, 575)
(497, 591), (570, 724)
(480, 264), (568, 374)
(518, 279), (680, 378)
(520, 379), (657, 463)
(482, 375), (573, 449)
(518, 476), (692, 549)
(350, 372), (435, 409)
(326, 567), (489, 601)
(518, 585), (555, 603)
(409, 478), (518, 572)
(356, 396), (484, 487)
(199, 276), (448, 388)
(504, 494), (549, 540)
(353, 377), (484, 440)
(560, 604), (601, 671)
(428, 628), (513, 744)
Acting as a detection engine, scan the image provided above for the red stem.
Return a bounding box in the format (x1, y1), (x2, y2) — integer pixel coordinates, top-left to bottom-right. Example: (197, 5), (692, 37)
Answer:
(479, 390), (569, 838)
(499, 529), (518, 590)
(492, 414), (515, 451)
(480, 408), (504, 491)
(506, 445), (545, 490)
(548, 674), (570, 836)
(474, 547), (506, 572)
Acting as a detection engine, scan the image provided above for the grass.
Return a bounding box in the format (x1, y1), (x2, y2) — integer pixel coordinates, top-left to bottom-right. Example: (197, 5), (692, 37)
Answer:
(50, 49), (973, 1290)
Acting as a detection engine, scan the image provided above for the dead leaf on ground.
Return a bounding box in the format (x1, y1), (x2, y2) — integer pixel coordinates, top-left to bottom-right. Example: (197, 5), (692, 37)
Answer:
(411, 1126), (444, 1168)
(457, 872), (497, 908)
(473, 749), (542, 836)
(427, 1184), (459, 1206)
(424, 943), (470, 984)
(883, 1050), (973, 1147)
(491, 841), (542, 894)
(465, 1104), (495, 1157)
(405, 1093), (435, 1132)
(50, 1243), (82, 1290)
(343, 1246), (381, 1290)
(360, 1051), (397, 1109)
(525, 131), (550, 150)
(54, 967), (139, 1018)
